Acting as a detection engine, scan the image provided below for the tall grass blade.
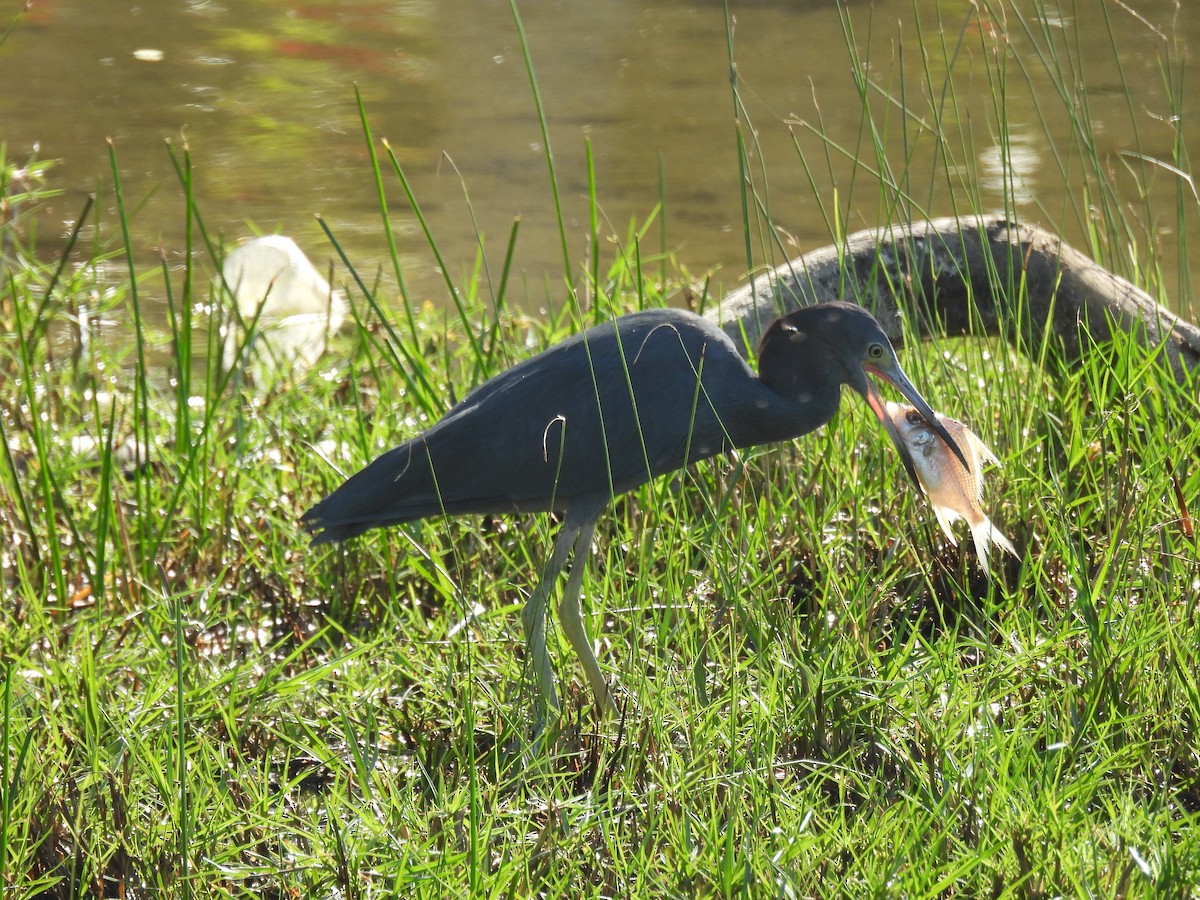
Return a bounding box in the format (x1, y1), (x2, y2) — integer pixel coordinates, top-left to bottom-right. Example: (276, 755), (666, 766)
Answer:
(508, 0), (574, 302)
(353, 85), (419, 341)
(107, 139), (152, 576)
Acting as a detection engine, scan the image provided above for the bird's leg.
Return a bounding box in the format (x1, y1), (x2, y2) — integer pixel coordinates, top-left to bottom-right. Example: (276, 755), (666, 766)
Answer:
(556, 513), (617, 717)
(522, 519), (577, 719)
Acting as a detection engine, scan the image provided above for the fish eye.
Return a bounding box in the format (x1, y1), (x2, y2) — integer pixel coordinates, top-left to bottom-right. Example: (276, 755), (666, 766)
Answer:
(867, 342), (885, 360)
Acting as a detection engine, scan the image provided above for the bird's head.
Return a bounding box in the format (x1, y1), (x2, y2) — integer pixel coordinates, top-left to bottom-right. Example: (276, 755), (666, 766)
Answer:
(758, 302), (967, 486)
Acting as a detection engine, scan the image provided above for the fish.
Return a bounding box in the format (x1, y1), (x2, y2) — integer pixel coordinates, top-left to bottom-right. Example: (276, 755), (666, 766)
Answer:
(885, 402), (1017, 576)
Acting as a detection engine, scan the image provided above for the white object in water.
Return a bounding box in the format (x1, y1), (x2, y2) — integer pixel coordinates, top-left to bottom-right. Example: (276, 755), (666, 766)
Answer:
(220, 235), (347, 375)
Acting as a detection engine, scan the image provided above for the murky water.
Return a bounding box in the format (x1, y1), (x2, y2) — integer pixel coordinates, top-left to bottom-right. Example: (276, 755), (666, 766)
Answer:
(3, 0), (1196, 316)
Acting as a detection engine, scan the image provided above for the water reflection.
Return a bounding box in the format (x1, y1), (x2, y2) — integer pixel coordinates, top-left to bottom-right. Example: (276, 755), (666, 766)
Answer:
(979, 132), (1040, 209)
(2, 0), (1196, 317)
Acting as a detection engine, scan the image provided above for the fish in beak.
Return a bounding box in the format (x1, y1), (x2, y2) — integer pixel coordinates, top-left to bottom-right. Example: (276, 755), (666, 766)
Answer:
(885, 401), (1017, 575)
(857, 358), (969, 487)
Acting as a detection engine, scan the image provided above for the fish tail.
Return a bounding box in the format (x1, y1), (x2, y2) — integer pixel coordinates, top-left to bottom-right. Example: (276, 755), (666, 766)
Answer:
(932, 505), (962, 547)
(970, 516), (1018, 578)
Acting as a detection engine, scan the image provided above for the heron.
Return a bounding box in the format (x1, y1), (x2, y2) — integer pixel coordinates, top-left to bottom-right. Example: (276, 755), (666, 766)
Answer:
(301, 302), (965, 717)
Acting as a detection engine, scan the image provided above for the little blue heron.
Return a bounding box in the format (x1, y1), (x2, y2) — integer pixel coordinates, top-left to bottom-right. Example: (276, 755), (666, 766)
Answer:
(302, 301), (964, 716)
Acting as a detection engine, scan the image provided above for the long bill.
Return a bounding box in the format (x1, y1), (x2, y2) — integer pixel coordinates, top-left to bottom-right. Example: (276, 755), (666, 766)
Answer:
(861, 362), (969, 487)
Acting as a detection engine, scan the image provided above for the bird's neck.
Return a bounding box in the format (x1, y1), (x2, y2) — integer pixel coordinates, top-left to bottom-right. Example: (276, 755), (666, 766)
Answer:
(726, 373), (844, 449)
(762, 349), (843, 412)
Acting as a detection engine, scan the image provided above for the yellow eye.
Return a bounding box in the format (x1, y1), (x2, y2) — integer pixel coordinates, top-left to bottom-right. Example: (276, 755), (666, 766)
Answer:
(867, 342), (885, 360)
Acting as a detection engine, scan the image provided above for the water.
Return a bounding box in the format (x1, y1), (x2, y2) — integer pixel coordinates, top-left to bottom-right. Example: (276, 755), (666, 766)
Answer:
(3, 0), (1196, 315)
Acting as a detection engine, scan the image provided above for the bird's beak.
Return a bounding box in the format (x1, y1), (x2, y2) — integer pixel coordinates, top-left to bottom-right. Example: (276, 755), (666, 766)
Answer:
(861, 361), (969, 486)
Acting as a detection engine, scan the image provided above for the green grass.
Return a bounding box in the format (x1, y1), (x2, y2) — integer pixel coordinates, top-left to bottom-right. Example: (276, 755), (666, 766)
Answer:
(4, 1), (1200, 896)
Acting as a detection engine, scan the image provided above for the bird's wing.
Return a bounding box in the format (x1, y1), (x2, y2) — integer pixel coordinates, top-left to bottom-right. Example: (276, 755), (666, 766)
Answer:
(303, 311), (759, 540)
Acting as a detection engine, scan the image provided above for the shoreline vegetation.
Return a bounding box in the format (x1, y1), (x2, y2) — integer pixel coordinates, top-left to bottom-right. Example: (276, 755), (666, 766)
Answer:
(4, 1), (1200, 896)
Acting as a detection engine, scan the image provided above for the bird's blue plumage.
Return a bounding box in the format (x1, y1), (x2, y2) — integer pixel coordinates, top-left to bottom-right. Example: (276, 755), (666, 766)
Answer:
(302, 307), (849, 543)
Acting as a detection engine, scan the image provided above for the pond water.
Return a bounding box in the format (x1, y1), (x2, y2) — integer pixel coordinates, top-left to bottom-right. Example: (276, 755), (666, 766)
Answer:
(3, 0), (1197, 317)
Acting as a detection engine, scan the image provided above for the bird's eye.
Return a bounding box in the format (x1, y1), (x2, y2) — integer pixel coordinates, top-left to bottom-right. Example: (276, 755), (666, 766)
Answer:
(867, 342), (885, 360)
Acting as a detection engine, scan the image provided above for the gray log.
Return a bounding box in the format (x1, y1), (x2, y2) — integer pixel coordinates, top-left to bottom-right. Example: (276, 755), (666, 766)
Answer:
(708, 216), (1200, 382)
